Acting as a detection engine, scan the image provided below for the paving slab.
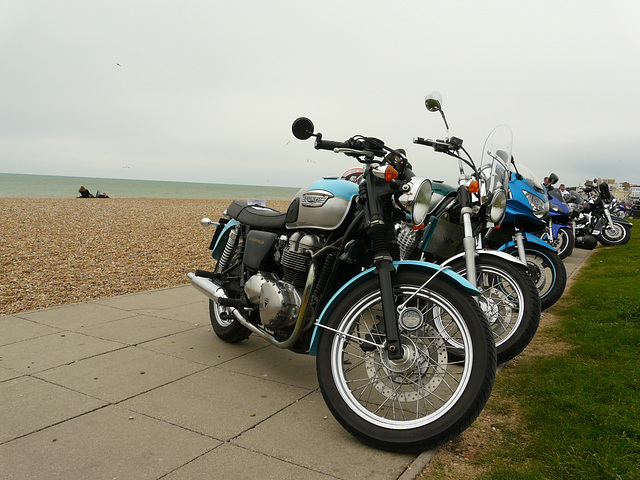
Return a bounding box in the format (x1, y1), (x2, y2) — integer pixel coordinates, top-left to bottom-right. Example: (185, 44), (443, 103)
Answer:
(220, 343), (318, 390)
(163, 443), (337, 480)
(0, 366), (20, 382)
(0, 405), (218, 480)
(139, 299), (209, 323)
(140, 325), (267, 366)
(94, 286), (204, 312)
(0, 331), (124, 374)
(121, 367), (314, 441)
(36, 345), (208, 403)
(15, 302), (138, 330)
(77, 313), (199, 345)
(0, 315), (61, 346)
(0, 375), (106, 444)
(233, 390), (414, 480)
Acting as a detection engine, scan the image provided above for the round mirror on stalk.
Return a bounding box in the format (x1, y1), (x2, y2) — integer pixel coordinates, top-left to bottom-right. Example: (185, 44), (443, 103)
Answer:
(425, 91), (443, 112)
(292, 117), (315, 140)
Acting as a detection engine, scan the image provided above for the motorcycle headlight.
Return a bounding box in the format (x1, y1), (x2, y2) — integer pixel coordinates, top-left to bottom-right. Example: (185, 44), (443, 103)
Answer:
(399, 177), (433, 226)
(523, 190), (549, 219)
(488, 188), (507, 224)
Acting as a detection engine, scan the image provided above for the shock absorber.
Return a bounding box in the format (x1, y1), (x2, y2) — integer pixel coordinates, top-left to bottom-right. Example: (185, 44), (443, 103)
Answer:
(217, 225), (240, 272)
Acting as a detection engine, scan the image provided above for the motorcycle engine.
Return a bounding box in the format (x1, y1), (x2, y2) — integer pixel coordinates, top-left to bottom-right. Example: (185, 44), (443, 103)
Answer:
(243, 231), (323, 330)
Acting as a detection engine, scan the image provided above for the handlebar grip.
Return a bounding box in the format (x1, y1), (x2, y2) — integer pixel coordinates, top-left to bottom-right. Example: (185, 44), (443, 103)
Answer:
(315, 138), (351, 151)
(413, 137), (435, 147)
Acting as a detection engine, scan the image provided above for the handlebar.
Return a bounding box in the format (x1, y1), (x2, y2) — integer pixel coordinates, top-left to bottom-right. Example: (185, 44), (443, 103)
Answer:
(314, 135), (352, 152)
(413, 136), (464, 154)
(413, 137), (436, 147)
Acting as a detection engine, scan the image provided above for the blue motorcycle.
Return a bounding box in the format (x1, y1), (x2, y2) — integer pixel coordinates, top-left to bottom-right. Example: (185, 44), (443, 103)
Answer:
(537, 174), (575, 259)
(484, 164), (567, 310)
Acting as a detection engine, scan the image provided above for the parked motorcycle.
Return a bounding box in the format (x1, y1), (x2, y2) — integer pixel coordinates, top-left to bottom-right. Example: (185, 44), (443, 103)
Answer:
(395, 92), (540, 364)
(570, 180), (633, 246)
(612, 199), (632, 218)
(187, 117), (496, 452)
(537, 174), (575, 259)
(484, 163), (567, 310)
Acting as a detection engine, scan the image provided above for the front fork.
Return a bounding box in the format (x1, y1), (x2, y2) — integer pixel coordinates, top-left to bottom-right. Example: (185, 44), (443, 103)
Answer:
(461, 208), (477, 287)
(604, 207), (615, 229)
(513, 229), (527, 264)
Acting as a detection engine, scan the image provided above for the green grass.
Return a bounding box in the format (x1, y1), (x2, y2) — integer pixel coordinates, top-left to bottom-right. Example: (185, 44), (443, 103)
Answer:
(476, 219), (640, 480)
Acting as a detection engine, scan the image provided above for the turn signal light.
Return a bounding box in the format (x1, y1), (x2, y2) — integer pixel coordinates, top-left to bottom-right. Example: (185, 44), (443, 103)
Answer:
(373, 165), (399, 182)
(468, 180), (480, 193)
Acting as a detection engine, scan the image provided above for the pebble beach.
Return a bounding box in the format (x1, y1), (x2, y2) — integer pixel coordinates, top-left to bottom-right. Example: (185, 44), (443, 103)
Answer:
(0, 198), (290, 315)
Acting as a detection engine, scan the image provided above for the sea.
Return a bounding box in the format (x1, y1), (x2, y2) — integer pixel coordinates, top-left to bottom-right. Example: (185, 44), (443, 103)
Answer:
(0, 173), (299, 200)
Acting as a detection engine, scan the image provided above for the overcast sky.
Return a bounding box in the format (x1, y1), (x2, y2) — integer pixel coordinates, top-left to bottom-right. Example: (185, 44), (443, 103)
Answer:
(1, 0), (639, 189)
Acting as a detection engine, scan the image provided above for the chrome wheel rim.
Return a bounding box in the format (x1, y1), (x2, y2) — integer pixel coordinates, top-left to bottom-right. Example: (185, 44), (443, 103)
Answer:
(329, 285), (474, 429)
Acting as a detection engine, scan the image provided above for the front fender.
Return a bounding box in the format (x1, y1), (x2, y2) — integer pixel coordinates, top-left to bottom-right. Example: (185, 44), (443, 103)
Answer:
(308, 260), (479, 356)
(443, 249), (527, 268)
(612, 217), (633, 227)
(497, 232), (558, 253)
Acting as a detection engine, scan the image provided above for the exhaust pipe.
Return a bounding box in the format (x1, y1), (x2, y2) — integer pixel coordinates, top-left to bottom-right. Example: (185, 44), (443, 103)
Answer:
(187, 272), (227, 303)
(187, 265), (316, 350)
(187, 272), (273, 342)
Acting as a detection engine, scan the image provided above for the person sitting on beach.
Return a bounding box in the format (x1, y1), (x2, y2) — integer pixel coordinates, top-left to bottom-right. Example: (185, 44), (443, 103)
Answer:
(78, 186), (94, 198)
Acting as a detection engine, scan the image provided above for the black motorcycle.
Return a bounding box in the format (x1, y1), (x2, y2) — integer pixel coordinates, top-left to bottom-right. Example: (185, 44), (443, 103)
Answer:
(569, 180), (633, 247)
(188, 118), (496, 452)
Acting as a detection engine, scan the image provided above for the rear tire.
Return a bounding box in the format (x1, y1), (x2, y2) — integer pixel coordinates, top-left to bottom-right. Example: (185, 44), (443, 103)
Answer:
(208, 242), (251, 343)
(209, 300), (252, 343)
(315, 271), (496, 452)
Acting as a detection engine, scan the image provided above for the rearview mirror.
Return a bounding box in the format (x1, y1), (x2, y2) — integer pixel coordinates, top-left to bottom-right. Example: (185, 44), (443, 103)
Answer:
(292, 117), (315, 140)
(425, 91), (443, 112)
(549, 173), (559, 185)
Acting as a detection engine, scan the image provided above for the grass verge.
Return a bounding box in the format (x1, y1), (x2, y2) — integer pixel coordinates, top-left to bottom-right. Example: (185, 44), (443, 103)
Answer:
(420, 219), (640, 480)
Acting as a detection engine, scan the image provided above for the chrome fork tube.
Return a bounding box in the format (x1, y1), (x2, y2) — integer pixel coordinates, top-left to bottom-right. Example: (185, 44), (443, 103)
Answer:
(514, 230), (527, 263)
(461, 208), (477, 287)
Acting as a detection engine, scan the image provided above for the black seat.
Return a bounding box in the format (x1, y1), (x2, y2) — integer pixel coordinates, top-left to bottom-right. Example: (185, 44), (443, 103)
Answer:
(226, 200), (287, 229)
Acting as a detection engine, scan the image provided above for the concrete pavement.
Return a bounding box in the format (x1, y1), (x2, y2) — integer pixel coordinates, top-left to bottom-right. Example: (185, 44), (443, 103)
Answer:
(0, 247), (594, 479)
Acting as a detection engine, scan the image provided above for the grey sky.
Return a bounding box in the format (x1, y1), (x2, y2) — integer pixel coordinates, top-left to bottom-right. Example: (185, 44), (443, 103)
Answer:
(1, 0), (639, 189)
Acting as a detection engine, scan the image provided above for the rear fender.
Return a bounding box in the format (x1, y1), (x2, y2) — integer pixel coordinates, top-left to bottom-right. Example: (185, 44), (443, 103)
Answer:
(211, 219), (240, 260)
(308, 260), (479, 356)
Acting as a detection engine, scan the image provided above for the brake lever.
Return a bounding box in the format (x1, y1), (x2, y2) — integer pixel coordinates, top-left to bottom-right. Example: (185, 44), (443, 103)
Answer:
(334, 148), (376, 160)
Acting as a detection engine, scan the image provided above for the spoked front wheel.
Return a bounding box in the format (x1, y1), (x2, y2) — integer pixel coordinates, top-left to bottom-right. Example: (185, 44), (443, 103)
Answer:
(448, 256), (541, 364)
(315, 271), (496, 452)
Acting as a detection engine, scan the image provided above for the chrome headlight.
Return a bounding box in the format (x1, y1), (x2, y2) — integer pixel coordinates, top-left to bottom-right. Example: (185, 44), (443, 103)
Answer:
(399, 177), (433, 226)
(523, 190), (549, 219)
(488, 188), (507, 224)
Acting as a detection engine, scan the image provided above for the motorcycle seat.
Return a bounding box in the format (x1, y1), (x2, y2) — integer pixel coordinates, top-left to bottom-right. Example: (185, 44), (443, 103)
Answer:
(226, 200), (287, 229)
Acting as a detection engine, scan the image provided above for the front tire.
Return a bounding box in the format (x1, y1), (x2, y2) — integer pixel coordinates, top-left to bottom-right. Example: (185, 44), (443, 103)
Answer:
(506, 245), (567, 310)
(598, 222), (631, 246)
(553, 227), (575, 259)
(448, 256), (541, 364)
(315, 271), (496, 452)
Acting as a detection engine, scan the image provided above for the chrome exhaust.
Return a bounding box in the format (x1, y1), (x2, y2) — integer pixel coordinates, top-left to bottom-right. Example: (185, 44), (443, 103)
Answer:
(187, 268), (316, 349)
